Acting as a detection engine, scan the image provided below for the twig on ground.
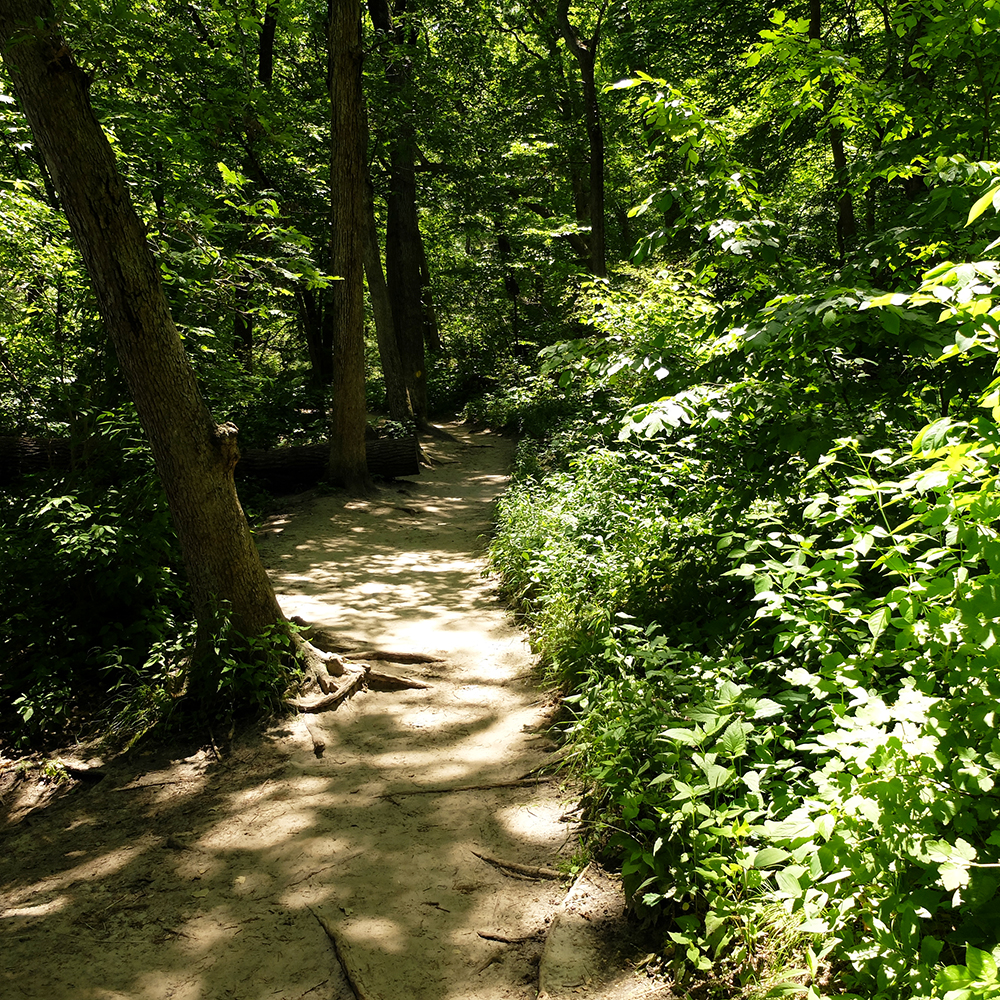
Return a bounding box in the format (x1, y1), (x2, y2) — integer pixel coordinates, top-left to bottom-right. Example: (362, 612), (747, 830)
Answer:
(472, 851), (563, 880)
(286, 862), (339, 888)
(296, 980), (329, 999)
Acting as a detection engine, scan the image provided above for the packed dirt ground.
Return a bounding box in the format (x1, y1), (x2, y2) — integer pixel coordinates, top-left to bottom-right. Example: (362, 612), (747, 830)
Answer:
(0, 423), (668, 1000)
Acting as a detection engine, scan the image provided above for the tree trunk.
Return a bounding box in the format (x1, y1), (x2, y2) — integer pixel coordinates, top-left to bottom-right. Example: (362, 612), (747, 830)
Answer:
(809, 0), (856, 256)
(385, 137), (429, 419)
(364, 176), (412, 422)
(258, 2), (278, 86)
(360, 62), (412, 423)
(555, 0), (608, 278)
(0, 1), (286, 701)
(368, 0), (431, 424)
(296, 286), (335, 387)
(328, 0), (372, 492)
(418, 232), (441, 354)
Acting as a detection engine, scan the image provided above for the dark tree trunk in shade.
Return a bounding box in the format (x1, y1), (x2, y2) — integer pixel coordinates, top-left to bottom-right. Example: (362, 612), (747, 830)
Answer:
(327, 0), (373, 492)
(367, 0), (430, 424)
(258, 3), (278, 86)
(364, 175), (413, 422)
(0, 0), (286, 701)
(359, 65), (412, 423)
(809, 0), (857, 256)
(296, 285), (335, 387)
(418, 234), (441, 354)
(385, 137), (429, 419)
(555, 0), (608, 278)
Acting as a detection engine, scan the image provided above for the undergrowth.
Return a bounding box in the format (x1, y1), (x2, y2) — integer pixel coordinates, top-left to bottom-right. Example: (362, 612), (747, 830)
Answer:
(487, 264), (1000, 1000)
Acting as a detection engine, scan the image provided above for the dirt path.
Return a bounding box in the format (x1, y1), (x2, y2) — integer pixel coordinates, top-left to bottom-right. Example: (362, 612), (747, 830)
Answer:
(1, 424), (651, 1000)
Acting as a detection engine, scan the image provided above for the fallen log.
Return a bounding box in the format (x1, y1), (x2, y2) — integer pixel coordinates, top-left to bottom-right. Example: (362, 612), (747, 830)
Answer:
(240, 438), (420, 489)
(0, 436), (72, 485)
(0, 435), (420, 490)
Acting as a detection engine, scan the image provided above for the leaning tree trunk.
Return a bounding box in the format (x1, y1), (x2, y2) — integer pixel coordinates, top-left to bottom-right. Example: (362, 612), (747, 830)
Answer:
(327, 0), (373, 492)
(0, 1), (286, 702)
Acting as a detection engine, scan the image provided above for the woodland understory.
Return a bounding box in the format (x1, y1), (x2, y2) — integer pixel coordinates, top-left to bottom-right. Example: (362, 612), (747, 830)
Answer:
(4, 1), (1000, 998)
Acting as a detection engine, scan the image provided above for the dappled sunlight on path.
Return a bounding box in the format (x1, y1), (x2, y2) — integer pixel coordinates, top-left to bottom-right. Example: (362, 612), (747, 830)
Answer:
(0, 424), (579, 1000)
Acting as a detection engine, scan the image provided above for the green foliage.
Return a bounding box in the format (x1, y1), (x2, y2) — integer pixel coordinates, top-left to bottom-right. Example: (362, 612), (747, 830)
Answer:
(193, 603), (303, 723)
(0, 445), (187, 747)
(489, 221), (1000, 996)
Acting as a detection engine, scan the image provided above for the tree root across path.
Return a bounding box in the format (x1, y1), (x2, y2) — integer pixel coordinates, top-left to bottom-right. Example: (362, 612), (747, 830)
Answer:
(309, 907), (368, 1000)
(472, 851), (564, 881)
(290, 625), (433, 713)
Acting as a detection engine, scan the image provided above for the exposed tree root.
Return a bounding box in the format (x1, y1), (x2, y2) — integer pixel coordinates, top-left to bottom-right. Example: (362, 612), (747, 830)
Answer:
(472, 851), (563, 880)
(293, 633), (348, 677)
(292, 618), (443, 665)
(344, 650), (443, 664)
(382, 776), (552, 798)
(309, 907), (368, 1000)
(477, 929), (543, 944)
(291, 670), (366, 713)
(305, 722), (326, 757)
(291, 661), (431, 713)
(290, 619), (435, 710)
(365, 669), (430, 691)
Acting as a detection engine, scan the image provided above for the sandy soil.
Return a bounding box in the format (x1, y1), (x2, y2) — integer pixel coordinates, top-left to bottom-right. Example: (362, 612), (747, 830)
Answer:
(0, 423), (661, 1000)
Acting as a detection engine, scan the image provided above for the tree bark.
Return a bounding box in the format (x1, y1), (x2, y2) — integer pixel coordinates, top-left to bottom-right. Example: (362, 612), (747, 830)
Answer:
(809, 0), (856, 256)
(328, 0), (373, 492)
(360, 58), (412, 423)
(368, 0), (431, 424)
(364, 176), (413, 422)
(258, 2), (278, 86)
(0, 1), (286, 701)
(296, 285), (335, 387)
(554, 0), (608, 278)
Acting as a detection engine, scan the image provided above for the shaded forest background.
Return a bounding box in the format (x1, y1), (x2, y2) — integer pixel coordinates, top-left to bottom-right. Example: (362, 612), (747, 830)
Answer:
(5, 1), (1000, 997)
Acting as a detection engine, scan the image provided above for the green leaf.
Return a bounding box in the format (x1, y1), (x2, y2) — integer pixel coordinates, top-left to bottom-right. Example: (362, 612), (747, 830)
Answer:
(753, 847), (791, 869)
(867, 607), (891, 640)
(718, 720), (750, 758)
(797, 918), (829, 934)
(775, 866), (802, 895)
(660, 727), (704, 746)
(965, 946), (998, 983)
(967, 184), (1000, 227)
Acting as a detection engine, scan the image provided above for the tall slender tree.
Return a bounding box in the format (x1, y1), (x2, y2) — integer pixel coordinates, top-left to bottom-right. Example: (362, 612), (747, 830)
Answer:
(368, 0), (431, 425)
(328, 0), (373, 491)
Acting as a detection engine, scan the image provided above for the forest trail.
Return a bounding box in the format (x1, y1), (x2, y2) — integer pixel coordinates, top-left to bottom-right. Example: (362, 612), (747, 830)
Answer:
(1, 423), (654, 1000)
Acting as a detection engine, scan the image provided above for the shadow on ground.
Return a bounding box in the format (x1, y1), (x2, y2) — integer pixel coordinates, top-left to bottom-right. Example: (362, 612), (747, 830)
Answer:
(1, 426), (578, 1000)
